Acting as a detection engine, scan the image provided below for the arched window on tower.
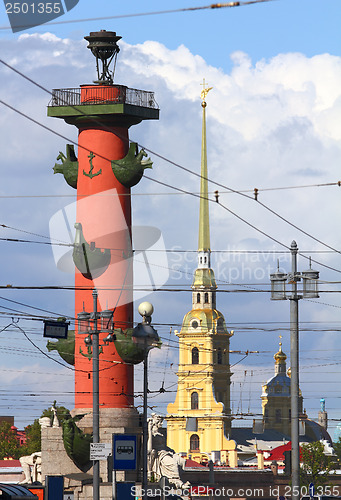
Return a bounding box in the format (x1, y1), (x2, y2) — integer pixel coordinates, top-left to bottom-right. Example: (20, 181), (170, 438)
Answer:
(204, 292), (209, 304)
(197, 293), (200, 304)
(190, 434), (200, 451)
(275, 409), (282, 423)
(192, 347), (199, 365)
(217, 347), (222, 365)
(191, 392), (199, 410)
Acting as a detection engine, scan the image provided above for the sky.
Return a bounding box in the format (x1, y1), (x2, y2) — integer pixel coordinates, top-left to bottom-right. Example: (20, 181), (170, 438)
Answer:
(0, 0), (340, 441)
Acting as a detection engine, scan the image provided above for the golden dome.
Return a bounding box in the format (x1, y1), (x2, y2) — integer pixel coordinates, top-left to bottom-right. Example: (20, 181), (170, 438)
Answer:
(274, 342), (287, 363)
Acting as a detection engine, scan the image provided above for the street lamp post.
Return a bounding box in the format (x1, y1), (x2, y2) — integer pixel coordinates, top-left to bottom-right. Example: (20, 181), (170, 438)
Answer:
(132, 302), (160, 500)
(270, 241), (319, 500)
(77, 289), (115, 500)
(92, 289), (100, 500)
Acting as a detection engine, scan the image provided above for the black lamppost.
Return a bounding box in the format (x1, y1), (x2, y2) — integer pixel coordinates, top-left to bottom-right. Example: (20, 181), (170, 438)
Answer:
(77, 289), (115, 500)
(132, 302), (160, 500)
(270, 241), (319, 500)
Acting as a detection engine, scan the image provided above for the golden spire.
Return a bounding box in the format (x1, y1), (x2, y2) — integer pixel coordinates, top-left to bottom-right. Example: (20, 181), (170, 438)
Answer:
(198, 79), (212, 254)
(192, 80), (216, 293)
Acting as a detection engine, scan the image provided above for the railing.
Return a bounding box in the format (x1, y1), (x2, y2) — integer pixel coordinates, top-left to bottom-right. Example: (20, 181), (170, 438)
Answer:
(49, 85), (159, 109)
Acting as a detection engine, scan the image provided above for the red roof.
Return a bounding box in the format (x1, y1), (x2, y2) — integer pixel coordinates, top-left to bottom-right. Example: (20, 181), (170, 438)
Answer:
(0, 460), (21, 467)
(266, 442), (292, 461)
(185, 458), (205, 468)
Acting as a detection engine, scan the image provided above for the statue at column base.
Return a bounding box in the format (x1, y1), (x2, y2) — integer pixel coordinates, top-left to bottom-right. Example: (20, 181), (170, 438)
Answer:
(148, 414), (190, 490)
(19, 452), (42, 484)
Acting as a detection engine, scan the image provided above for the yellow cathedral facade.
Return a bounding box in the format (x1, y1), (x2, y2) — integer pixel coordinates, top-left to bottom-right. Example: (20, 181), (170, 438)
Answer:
(166, 85), (235, 460)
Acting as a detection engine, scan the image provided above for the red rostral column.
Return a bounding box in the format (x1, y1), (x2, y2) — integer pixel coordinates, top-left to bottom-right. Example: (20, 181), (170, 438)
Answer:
(48, 31), (159, 413)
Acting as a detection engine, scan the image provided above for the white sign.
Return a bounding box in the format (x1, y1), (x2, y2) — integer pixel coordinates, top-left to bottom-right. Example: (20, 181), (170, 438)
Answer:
(64, 493), (74, 500)
(90, 442), (112, 460)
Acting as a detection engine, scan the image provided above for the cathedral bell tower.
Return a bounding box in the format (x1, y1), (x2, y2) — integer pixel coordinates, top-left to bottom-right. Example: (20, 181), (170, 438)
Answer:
(166, 82), (234, 459)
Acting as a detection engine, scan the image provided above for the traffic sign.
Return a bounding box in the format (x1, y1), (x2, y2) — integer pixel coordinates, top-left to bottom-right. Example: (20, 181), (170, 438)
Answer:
(90, 443), (112, 460)
(113, 434), (137, 470)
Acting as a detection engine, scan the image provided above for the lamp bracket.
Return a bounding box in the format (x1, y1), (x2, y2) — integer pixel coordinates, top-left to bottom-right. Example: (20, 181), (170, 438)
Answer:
(289, 293), (302, 301)
(287, 272), (301, 283)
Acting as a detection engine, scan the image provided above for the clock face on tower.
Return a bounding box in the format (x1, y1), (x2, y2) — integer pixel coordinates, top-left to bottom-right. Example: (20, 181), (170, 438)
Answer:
(191, 320), (199, 329)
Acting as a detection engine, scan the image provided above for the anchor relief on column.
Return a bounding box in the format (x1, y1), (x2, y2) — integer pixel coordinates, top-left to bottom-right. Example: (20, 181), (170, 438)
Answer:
(53, 142), (153, 189)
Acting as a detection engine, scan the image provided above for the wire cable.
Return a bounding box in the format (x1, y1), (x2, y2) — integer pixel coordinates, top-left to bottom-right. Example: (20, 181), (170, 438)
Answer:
(143, 174), (341, 274)
(0, 0), (276, 31)
(0, 181), (339, 199)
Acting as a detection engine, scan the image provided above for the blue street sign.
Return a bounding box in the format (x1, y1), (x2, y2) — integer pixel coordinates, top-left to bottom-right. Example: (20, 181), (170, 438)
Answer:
(113, 434), (137, 470)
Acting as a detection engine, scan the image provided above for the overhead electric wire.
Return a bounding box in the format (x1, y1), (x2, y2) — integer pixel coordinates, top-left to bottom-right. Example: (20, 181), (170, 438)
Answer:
(1, 231), (339, 254)
(143, 173), (341, 274)
(0, 223), (57, 241)
(2, 283), (341, 293)
(0, 180), (339, 199)
(0, 236), (72, 247)
(143, 167), (341, 261)
(0, 295), (75, 321)
(1, 221), (340, 261)
(1, 222), (340, 292)
(0, 0), (276, 31)
(1, 224), (339, 302)
(0, 295), (340, 346)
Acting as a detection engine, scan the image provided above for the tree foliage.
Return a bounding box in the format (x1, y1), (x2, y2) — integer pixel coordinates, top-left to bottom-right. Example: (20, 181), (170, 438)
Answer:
(333, 437), (341, 463)
(20, 420), (41, 456)
(300, 441), (333, 488)
(0, 422), (21, 459)
(0, 403), (70, 459)
(21, 403), (70, 455)
(41, 403), (69, 425)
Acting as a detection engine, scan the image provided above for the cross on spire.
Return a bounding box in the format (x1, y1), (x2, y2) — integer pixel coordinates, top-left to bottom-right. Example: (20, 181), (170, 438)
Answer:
(200, 78), (213, 103)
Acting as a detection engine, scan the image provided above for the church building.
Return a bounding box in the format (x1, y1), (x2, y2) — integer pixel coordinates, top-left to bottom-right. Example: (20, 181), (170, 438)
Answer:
(231, 341), (332, 461)
(166, 84), (234, 459)
(261, 341), (303, 436)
